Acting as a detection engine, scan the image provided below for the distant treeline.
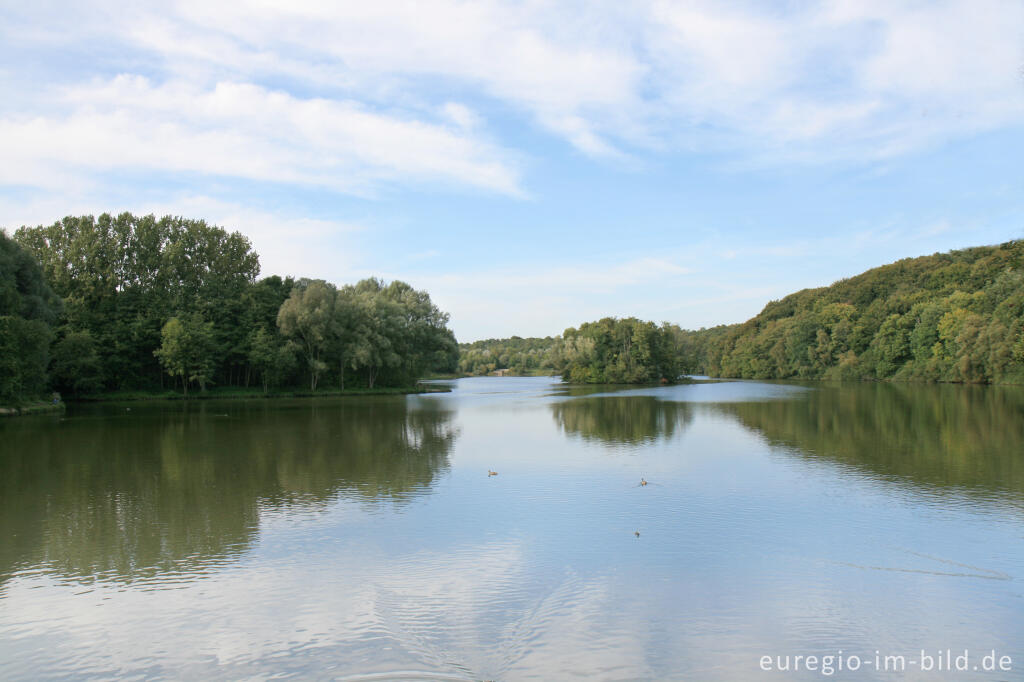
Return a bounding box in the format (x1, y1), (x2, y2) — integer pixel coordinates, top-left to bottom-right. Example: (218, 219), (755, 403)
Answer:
(460, 241), (1024, 386)
(460, 318), (688, 383)
(457, 336), (560, 376)
(690, 240), (1024, 383)
(5, 214), (1023, 404)
(1, 213), (456, 404)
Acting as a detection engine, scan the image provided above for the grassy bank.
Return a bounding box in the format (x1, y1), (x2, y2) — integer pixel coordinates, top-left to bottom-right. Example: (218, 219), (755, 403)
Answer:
(69, 384), (450, 403)
(0, 400), (66, 417)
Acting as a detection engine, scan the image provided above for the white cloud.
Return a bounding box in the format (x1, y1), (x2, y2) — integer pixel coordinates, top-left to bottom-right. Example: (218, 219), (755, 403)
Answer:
(147, 0), (1023, 160)
(440, 102), (481, 131)
(646, 0), (1024, 160)
(3, 0), (1022, 182)
(0, 75), (523, 196)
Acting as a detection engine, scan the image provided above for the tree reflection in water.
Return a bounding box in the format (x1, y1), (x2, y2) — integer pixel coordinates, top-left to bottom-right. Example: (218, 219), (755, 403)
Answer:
(0, 397), (458, 583)
(551, 395), (694, 446)
(714, 382), (1024, 500)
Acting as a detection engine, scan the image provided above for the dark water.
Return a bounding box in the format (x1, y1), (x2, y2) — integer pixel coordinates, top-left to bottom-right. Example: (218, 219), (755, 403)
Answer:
(1, 378), (1023, 680)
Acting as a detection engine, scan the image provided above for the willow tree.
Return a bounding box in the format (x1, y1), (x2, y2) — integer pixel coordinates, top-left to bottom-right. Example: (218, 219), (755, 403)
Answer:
(277, 279), (336, 391)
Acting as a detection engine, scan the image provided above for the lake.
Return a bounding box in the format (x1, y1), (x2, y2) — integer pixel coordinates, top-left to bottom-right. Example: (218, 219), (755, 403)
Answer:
(1, 377), (1023, 680)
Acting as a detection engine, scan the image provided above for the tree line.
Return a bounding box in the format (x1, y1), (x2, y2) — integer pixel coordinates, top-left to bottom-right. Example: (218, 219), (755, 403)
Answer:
(457, 336), (561, 376)
(457, 241), (1024, 386)
(459, 318), (687, 384)
(688, 240), (1024, 383)
(1, 213), (456, 404)
(5, 213), (1023, 405)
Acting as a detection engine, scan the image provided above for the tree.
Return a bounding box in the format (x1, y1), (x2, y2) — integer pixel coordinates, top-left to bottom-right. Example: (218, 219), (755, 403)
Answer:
(330, 286), (364, 390)
(247, 327), (296, 393)
(0, 231), (59, 404)
(556, 317), (679, 384)
(154, 314), (216, 396)
(15, 213), (259, 391)
(50, 330), (103, 397)
(0, 317), (52, 404)
(277, 280), (336, 391)
(346, 287), (400, 389)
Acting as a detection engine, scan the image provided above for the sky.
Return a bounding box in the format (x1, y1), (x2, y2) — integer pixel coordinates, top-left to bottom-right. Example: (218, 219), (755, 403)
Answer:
(1, 0), (1022, 341)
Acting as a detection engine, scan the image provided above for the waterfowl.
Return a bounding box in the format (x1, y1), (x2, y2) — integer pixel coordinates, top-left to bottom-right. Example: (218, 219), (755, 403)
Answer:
(640, 478), (648, 486)
(634, 530), (640, 537)
(488, 470), (498, 477)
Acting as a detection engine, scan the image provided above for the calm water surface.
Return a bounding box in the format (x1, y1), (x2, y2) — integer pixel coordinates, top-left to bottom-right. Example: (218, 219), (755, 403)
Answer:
(2, 377), (1023, 680)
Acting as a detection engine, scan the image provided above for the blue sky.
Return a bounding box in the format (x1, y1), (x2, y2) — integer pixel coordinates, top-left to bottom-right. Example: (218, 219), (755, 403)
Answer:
(1, 0), (1022, 341)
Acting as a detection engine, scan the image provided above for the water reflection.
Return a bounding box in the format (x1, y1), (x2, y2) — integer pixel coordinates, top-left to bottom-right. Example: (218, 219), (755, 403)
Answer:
(551, 396), (694, 446)
(714, 382), (1024, 500)
(0, 398), (457, 583)
(4, 378), (1024, 680)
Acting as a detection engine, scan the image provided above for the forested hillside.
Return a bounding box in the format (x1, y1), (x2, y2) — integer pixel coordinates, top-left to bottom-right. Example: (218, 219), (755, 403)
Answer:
(4, 213), (456, 403)
(691, 240), (1024, 383)
(461, 242), (1024, 386)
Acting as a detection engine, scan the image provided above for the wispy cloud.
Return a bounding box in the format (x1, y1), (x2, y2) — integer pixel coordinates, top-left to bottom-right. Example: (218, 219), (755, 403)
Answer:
(5, 0), (1021, 174)
(0, 75), (523, 196)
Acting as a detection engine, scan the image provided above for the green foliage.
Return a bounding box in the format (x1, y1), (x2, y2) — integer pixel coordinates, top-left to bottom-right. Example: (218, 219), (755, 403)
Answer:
(557, 317), (680, 384)
(247, 327), (296, 393)
(22, 210), (1022, 397)
(691, 240), (1024, 384)
(457, 336), (561, 376)
(458, 322), (700, 383)
(154, 314), (217, 396)
(0, 316), (53, 405)
(335, 278), (456, 389)
(50, 330), (103, 397)
(278, 279), (337, 390)
(10, 211), (459, 399)
(0, 232), (60, 324)
(275, 276), (457, 391)
(0, 231), (59, 404)
(15, 213), (259, 390)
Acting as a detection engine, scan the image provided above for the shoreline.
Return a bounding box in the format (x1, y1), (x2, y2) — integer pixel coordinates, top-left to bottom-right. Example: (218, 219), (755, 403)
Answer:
(0, 401), (66, 417)
(1, 386), (450, 412)
(74, 386), (452, 402)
